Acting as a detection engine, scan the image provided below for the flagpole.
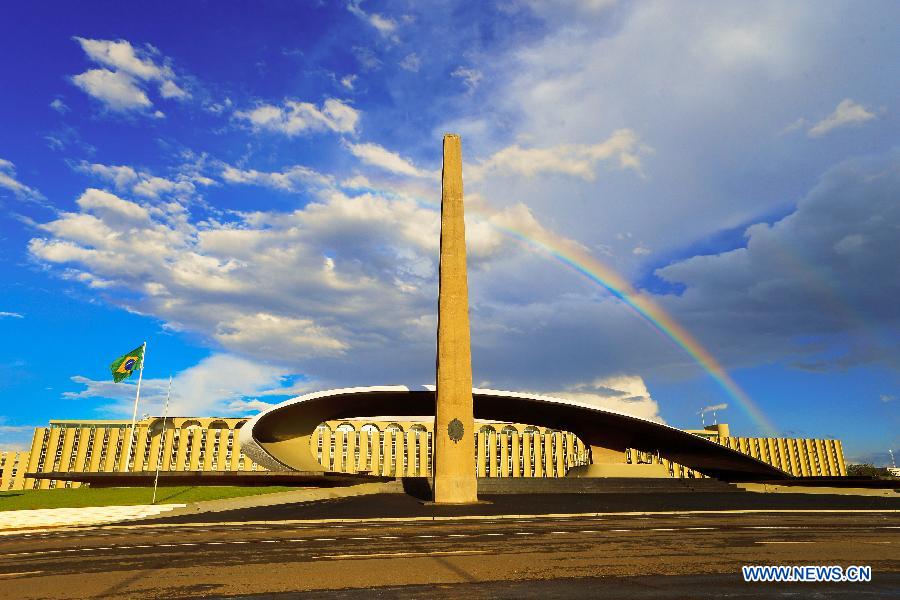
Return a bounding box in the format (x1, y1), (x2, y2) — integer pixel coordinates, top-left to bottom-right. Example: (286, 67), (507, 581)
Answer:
(152, 376), (172, 505)
(125, 341), (147, 472)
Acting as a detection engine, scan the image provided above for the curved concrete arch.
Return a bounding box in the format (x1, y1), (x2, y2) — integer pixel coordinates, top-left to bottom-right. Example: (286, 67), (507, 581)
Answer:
(239, 385), (790, 481)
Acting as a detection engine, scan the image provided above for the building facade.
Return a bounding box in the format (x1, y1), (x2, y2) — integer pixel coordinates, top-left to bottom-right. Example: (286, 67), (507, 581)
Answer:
(0, 416), (846, 491)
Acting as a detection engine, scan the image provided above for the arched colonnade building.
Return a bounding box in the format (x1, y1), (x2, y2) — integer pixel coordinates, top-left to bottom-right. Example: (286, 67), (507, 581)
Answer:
(0, 389), (847, 491)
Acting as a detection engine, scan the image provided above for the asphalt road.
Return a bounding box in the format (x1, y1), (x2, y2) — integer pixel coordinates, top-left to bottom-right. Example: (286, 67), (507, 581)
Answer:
(0, 504), (896, 599)
(146, 490), (900, 523)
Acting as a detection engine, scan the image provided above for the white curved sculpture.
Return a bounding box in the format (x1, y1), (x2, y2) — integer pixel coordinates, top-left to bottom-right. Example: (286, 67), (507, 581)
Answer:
(240, 385), (790, 482)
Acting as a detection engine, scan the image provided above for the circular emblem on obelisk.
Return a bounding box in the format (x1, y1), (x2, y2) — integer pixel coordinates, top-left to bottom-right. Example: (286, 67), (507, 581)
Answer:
(447, 418), (465, 443)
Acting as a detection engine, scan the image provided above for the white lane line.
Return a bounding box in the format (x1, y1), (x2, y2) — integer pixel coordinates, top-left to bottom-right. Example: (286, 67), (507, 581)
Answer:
(205, 542), (226, 545)
(0, 571), (44, 578)
(685, 527), (716, 530)
(651, 528), (676, 532)
(107, 509), (900, 531)
(484, 533), (503, 537)
(313, 538), (336, 541)
(379, 536), (399, 539)
(227, 541), (249, 544)
(156, 544), (177, 547)
(609, 529), (632, 532)
(578, 530), (597, 534)
(314, 549), (489, 560)
(447, 534), (470, 538)
(348, 537), (372, 540)
(549, 531), (570, 535)
(514, 532), (535, 536)
(178, 543), (198, 546)
(756, 541), (815, 544)
(415, 535), (437, 538)
(260, 540), (278, 543)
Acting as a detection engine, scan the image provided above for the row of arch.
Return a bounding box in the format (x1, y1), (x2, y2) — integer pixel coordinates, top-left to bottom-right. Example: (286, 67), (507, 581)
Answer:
(315, 422), (592, 478)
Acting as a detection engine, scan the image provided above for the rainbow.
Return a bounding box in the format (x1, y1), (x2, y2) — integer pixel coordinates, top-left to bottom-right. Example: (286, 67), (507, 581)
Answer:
(364, 188), (777, 435)
(492, 224), (779, 436)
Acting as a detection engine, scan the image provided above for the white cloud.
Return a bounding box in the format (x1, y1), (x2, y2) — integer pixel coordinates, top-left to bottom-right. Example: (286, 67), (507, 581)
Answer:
(698, 402), (728, 415)
(226, 399), (275, 412)
(399, 53), (421, 72)
(70, 37), (189, 115)
(215, 313), (347, 358)
(49, 98), (70, 114)
(64, 354), (305, 417)
(0, 312), (24, 319)
(28, 187), (450, 374)
(0, 158), (45, 202)
(341, 174), (373, 189)
(346, 142), (431, 178)
(74, 37), (171, 81)
(552, 375), (663, 423)
(341, 74), (357, 90)
(347, 1), (399, 42)
(451, 66), (482, 91)
(471, 129), (649, 181)
(881, 394), (896, 403)
(71, 69), (152, 112)
(75, 161), (197, 199)
(159, 79), (190, 100)
(235, 98), (359, 136)
(221, 164), (333, 192)
(808, 99), (877, 137)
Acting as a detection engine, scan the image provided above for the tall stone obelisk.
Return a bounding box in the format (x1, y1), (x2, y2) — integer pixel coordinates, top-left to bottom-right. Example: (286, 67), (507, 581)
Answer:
(433, 134), (478, 504)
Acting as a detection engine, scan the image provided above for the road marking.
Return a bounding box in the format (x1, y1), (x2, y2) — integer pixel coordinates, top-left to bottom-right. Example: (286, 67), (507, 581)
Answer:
(206, 542), (226, 545)
(484, 533), (503, 536)
(313, 538), (336, 541)
(315, 549), (489, 560)
(227, 541), (250, 544)
(260, 540), (278, 543)
(609, 529), (632, 532)
(0, 571), (44, 579)
(650, 528), (676, 531)
(515, 532), (535, 535)
(447, 534), (469, 537)
(549, 531), (569, 535)
(415, 535), (437, 538)
(684, 527), (716, 530)
(379, 536), (399, 539)
(108, 509), (900, 530)
(755, 541), (815, 544)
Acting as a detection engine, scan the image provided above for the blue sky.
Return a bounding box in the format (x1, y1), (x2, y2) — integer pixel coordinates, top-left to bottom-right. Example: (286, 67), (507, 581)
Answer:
(0, 1), (897, 465)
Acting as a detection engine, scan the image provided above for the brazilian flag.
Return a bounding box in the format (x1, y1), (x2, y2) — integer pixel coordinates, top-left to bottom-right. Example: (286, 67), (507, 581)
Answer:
(110, 345), (144, 383)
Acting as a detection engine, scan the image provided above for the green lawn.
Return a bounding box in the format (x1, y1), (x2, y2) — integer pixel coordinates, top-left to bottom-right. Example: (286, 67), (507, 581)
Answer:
(0, 486), (306, 511)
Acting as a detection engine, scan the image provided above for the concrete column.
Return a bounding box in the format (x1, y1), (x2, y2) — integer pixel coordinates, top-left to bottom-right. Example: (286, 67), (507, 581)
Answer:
(73, 427), (90, 474)
(512, 433), (521, 477)
(433, 134), (478, 504)
(834, 440), (846, 475)
(533, 435), (544, 478)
